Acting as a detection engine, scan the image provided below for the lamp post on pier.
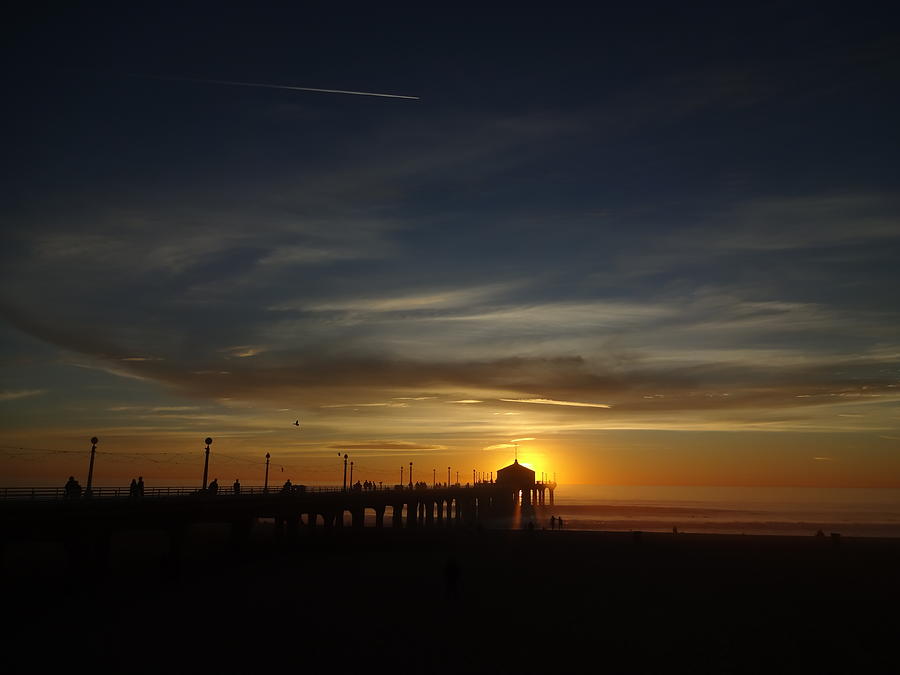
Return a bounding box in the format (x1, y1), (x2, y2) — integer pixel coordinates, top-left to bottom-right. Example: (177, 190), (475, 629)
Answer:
(264, 452), (271, 493)
(350, 460), (354, 489)
(409, 462), (413, 488)
(342, 454), (349, 491)
(447, 466), (450, 487)
(85, 437), (98, 498)
(202, 437), (212, 491)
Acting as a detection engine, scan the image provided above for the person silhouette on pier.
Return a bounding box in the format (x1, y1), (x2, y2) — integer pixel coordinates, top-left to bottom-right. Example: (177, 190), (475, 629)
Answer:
(233, 479), (241, 495)
(137, 476), (145, 497)
(557, 517), (564, 530)
(64, 476), (81, 500)
(550, 515), (556, 530)
(129, 478), (138, 498)
(208, 478), (219, 495)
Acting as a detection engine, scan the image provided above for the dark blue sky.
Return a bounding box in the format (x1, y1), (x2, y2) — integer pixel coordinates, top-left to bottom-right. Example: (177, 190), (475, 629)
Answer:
(2, 3), (899, 484)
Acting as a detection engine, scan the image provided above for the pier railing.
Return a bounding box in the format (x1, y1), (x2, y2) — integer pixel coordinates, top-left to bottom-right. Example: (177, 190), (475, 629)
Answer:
(0, 482), (488, 502)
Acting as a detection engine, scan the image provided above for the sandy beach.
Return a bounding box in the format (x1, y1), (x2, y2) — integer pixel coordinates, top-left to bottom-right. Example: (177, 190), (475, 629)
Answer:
(4, 523), (899, 673)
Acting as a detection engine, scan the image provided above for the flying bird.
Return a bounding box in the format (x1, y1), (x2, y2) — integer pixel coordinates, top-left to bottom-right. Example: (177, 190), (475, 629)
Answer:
(294, 420), (300, 427)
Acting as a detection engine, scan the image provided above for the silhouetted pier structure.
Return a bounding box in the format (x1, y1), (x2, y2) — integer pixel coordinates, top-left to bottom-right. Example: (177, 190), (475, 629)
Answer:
(0, 475), (557, 574)
(497, 458), (555, 507)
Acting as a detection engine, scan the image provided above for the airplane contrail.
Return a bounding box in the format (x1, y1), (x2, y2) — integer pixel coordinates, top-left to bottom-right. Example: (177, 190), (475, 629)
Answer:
(144, 74), (420, 100)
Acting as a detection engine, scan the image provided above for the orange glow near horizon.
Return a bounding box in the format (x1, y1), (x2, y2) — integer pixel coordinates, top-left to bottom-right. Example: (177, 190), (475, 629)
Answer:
(2, 410), (900, 488)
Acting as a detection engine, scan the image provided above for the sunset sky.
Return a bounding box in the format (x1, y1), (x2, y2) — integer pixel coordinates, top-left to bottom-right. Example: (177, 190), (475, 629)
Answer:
(2, 4), (899, 487)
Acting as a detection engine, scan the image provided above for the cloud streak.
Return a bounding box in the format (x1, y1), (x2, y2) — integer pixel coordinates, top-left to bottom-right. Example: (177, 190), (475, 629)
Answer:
(0, 389), (46, 402)
(326, 441), (445, 451)
(500, 398), (613, 409)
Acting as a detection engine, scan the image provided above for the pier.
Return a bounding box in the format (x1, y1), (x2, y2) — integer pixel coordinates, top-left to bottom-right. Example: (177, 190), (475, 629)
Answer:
(0, 477), (556, 574)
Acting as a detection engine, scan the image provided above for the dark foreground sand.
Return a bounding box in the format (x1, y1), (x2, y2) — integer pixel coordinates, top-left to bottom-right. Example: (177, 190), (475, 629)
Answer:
(3, 525), (899, 674)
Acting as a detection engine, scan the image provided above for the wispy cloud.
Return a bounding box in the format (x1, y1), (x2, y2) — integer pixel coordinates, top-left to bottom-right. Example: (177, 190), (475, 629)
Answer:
(484, 443), (516, 451)
(500, 398), (613, 408)
(108, 405), (201, 413)
(304, 283), (519, 313)
(326, 441), (446, 451)
(321, 402), (409, 408)
(0, 389), (46, 402)
(258, 242), (393, 268)
(707, 194), (900, 252)
(221, 346), (267, 358)
(69, 362), (152, 382)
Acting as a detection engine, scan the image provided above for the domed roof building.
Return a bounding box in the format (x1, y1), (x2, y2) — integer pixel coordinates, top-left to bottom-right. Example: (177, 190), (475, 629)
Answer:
(496, 458), (535, 486)
(496, 459), (537, 507)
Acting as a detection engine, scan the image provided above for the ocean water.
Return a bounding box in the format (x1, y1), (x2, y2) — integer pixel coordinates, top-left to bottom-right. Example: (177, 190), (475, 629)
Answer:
(543, 485), (900, 537)
(6, 476), (899, 537)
